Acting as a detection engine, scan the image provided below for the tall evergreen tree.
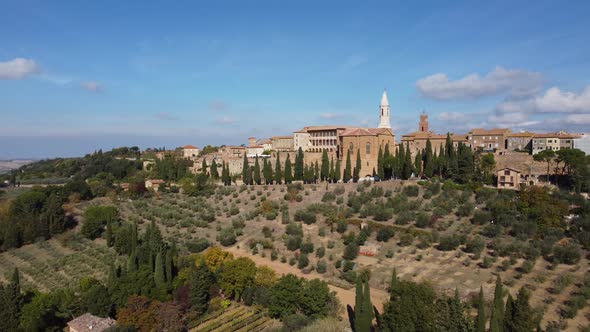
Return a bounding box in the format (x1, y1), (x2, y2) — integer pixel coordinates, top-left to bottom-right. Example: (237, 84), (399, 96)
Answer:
(401, 143), (413, 179)
(294, 147), (304, 180)
(242, 153), (250, 185)
(329, 157), (335, 182)
(476, 286), (486, 332)
(334, 158), (342, 183)
(377, 146), (385, 179)
(424, 139), (434, 178)
(344, 150), (352, 183)
(154, 251), (165, 287)
(321, 150), (330, 181)
(284, 155), (293, 183)
(253, 156), (261, 185)
(190, 260), (213, 317)
(490, 276), (504, 332)
(314, 161), (320, 184)
(263, 158), (273, 184)
(106, 217), (113, 247)
(512, 288), (535, 332)
(414, 150), (423, 178)
(504, 294), (514, 332)
(354, 149), (362, 182)
(0, 268), (22, 331)
(397, 144), (405, 179)
(274, 153), (283, 184)
(210, 159), (219, 179)
(353, 279), (373, 332)
(201, 159), (208, 176)
(165, 249), (173, 285)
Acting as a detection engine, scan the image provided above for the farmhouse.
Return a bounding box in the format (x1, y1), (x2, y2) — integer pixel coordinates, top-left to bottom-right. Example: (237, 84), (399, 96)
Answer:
(67, 313), (116, 332)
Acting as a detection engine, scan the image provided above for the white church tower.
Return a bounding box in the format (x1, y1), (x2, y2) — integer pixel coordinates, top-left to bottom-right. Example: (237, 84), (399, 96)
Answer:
(378, 89), (391, 129)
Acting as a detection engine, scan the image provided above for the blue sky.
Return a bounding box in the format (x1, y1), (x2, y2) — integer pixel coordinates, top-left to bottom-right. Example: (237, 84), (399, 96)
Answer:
(1, 0), (589, 158)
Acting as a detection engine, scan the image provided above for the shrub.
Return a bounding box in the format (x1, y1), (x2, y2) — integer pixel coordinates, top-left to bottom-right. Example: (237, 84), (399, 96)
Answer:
(396, 210), (414, 225)
(376, 228), (395, 242)
(481, 256), (493, 268)
(316, 260), (327, 273)
(373, 205), (394, 221)
(336, 220), (348, 234)
(218, 227), (237, 246)
(399, 233), (414, 246)
(552, 243), (581, 265)
(403, 185), (419, 197)
(464, 236), (485, 254)
(333, 186), (345, 195)
(456, 203), (474, 217)
(415, 212), (431, 228)
(520, 260), (535, 274)
(301, 240), (314, 254)
(294, 210), (317, 225)
(473, 210), (492, 225)
(481, 223), (502, 238)
(437, 235), (461, 251)
(186, 238), (210, 253)
(286, 235), (302, 251)
(316, 246), (326, 258)
(298, 253), (309, 269)
(321, 192), (336, 202)
(343, 242), (359, 260)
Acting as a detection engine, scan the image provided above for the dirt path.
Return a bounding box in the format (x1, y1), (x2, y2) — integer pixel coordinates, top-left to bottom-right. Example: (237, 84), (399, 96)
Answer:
(225, 246), (389, 318)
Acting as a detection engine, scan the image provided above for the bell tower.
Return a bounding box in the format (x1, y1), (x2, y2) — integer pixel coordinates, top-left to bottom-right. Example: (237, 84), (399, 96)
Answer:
(419, 112), (429, 132)
(378, 90), (391, 129)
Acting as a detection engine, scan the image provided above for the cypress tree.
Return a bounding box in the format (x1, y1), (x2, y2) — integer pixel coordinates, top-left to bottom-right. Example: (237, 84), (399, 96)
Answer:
(201, 159), (207, 175)
(476, 286), (486, 332)
(131, 222), (138, 253)
(242, 153), (250, 185)
(490, 276), (504, 332)
(127, 250), (137, 272)
(314, 161), (320, 184)
(344, 150), (352, 183)
(354, 149), (362, 182)
(1, 268), (22, 331)
(253, 156), (261, 185)
(105, 217), (113, 247)
(165, 249), (173, 285)
(274, 153), (283, 184)
(190, 260), (213, 317)
(377, 146), (385, 179)
(284, 155), (293, 183)
(414, 150), (423, 178)
(401, 143), (413, 179)
(334, 158), (342, 183)
(397, 144), (405, 179)
(321, 150), (330, 181)
(424, 138), (434, 178)
(154, 251), (165, 287)
(294, 147), (304, 180)
(329, 157), (335, 182)
(363, 279), (374, 330)
(353, 279), (373, 332)
(383, 143), (392, 179)
(512, 288), (535, 332)
(504, 294), (514, 332)
(449, 288), (469, 332)
(210, 159), (219, 179)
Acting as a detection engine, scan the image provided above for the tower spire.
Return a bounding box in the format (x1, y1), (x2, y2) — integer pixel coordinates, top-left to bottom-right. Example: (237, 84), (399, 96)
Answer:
(378, 89), (391, 129)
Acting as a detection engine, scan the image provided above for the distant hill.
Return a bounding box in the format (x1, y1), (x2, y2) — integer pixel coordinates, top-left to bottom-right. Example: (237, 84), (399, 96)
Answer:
(0, 159), (36, 174)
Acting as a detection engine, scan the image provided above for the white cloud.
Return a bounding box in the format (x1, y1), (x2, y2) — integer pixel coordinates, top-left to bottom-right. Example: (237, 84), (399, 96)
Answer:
(416, 66), (542, 100)
(216, 116), (235, 125)
(438, 111), (468, 122)
(0, 58), (40, 80)
(81, 81), (102, 92)
(320, 112), (344, 120)
(534, 86), (590, 113)
(564, 113), (590, 125)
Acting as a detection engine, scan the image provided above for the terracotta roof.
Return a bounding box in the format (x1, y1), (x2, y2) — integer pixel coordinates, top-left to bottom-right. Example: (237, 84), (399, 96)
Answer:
(272, 136), (293, 139)
(402, 131), (467, 142)
(67, 313), (116, 332)
(498, 167), (521, 173)
(340, 127), (393, 137)
(257, 139), (272, 144)
(224, 145), (246, 149)
(297, 125), (354, 133)
(146, 179), (165, 184)
(469, 128), (511, 135)
(533, 133), (578, 139)
(183, 145), (199, 149)
(508, 132), (536, 138)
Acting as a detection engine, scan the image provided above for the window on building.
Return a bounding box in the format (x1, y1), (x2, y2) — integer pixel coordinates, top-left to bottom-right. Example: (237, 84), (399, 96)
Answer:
(504, 170), (510, 176)
(349, 143), (354, 152)
(366, 143), (371, 154)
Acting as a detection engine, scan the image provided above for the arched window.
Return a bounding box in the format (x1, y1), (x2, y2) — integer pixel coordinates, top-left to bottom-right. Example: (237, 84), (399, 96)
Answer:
(349, 143), (354, 152)
(366, 142), (371, 155)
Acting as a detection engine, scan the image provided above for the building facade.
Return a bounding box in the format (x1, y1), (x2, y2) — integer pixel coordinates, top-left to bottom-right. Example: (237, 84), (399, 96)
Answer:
(467, 128), (511, 151)
(532, 133), (577, 155)
(182, 145), (200, 158)
(573, 134), (590, 155)
(506, 132), (535, 152)
(270, 136), (294, 151)
(400, 113), (469, 158)
(339, 128), (395, 178)
(497, 168), (521, 190)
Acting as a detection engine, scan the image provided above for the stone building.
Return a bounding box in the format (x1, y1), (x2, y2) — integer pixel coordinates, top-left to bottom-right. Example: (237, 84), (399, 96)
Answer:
(573, 133), (590, 155)
(532, 133), (577, 155)
(506, 132), (535, 152)
(467, 128), (511, 151)
(67, 313), (116, 332)
(182, 145), (200, 158)
(497, 167), (521, 190)
(293, 125), (353, 152)
(271, 136), (294, 151)
(339, 127), (395, 177)
(400, 113), (469, 158)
